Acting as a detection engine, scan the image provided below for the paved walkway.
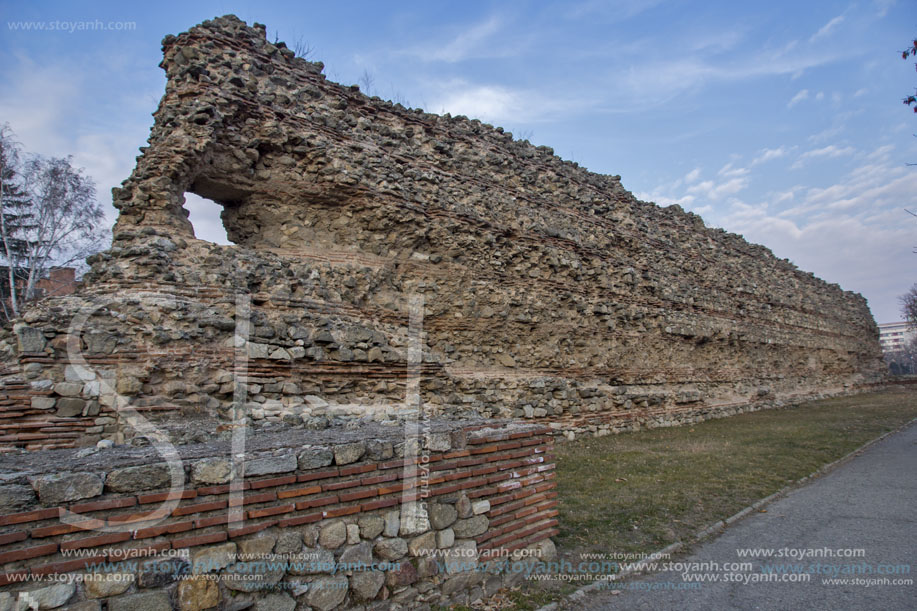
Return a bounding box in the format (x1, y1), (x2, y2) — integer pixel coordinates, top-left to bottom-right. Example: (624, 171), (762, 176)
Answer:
(580, 422), (917, 611)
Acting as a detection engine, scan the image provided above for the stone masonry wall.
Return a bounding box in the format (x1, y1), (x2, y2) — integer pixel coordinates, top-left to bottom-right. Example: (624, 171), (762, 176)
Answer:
(0, 15), (886, 450)
(0, 422), (557, 609)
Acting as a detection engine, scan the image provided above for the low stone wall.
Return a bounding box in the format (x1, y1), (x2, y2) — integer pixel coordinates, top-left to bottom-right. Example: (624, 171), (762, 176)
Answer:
(0, 421), (557, 609)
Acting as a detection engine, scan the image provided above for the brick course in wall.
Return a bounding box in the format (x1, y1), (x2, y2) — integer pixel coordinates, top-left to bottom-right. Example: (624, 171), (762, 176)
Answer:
(0, 422), (557, 609)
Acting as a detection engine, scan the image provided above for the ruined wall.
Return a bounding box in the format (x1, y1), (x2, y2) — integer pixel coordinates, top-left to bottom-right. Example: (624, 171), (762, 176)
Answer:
(0, 14), (885, 451)
(0, 422), (557, 608)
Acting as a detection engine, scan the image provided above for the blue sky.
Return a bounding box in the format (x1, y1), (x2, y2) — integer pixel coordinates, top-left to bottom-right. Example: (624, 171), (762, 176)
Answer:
(1, 0), (915, 323)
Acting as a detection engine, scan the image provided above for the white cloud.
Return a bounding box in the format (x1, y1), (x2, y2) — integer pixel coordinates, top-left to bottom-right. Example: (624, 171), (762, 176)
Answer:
(854, 88), (868, 97)
(718, 162), (749, 178)
(810, 15), (845, 42)
(787, 89), (809, 108)
(686, 176), (749, 200)
(684, 167), (701, 183)
(791, 144), (856, 168)
(404, 16), (512, 63)
(429, 79), (591, 123)
(815, 91), (825, 101)
(751, 146), (790, 165)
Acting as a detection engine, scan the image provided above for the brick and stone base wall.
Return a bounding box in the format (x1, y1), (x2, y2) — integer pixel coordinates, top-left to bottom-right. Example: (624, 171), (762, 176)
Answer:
(0, 422), (557, 609)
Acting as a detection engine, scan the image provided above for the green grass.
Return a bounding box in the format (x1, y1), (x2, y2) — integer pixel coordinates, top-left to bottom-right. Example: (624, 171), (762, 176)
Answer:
(504, 388), (917, 609)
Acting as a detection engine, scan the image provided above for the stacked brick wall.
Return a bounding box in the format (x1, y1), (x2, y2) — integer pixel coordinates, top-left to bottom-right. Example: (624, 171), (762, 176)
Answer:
(0, 422), (557, 609)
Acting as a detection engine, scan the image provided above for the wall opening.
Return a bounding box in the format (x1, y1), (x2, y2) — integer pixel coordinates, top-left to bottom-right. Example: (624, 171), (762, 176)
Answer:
(184, 193), (233, 245)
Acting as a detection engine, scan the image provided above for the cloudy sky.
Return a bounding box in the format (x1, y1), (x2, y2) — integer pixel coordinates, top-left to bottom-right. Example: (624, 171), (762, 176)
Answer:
(1, 0), (915, 323)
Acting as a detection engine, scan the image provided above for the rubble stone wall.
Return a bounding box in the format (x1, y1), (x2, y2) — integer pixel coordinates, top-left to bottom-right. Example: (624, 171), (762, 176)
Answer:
(0, 422), (557, 609)
(0, 13), (886, 452)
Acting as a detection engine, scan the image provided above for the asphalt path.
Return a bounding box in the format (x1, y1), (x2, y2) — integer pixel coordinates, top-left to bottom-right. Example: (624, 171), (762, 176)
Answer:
(580, 422), (917, 611)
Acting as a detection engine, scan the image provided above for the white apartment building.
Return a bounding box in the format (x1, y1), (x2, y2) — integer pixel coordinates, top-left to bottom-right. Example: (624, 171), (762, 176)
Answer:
(879, 321), (916, 352)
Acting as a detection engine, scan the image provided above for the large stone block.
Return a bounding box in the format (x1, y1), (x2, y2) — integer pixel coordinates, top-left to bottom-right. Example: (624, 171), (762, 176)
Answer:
(33, 472), (102, 505)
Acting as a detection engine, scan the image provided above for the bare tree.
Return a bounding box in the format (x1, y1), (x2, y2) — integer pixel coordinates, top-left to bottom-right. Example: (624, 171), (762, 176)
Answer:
(0, 125), (105, 319)
(902, 284), (917, 325)
(358, 69), (375, 97)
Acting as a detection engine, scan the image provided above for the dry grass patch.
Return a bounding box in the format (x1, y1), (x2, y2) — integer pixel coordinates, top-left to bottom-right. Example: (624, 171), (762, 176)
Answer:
(508, 388), (917, 608)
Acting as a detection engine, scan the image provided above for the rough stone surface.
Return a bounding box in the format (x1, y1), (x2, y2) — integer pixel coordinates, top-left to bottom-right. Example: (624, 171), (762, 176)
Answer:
(0, 14), (885, 453)
(332, 442), (365, 465)
(33, 472), (102, 505)
(297, 447), (333, 470)
(108, 591), (171, 611)
(0, 484), (36, 513)
(408, 531), (437, 557)
(191, 542), (237, 573)
(453, 515), (489, 538)
(105, 463), (174, 493)
(253, 593), (295, 611)
(14, 584), (75, 609)
(243, 454), (296, 476)
(373, 537), (408, 560)
(383, 510), (400, 537)
(358, 515), (385, 540)
(176, 576), (220, 611)
(428, 503), (457, 530)
(305, 576), (348, 611)
(84, 573), (133, 599)
(191, 459), (233, 484)
(350, 570), (385, 601)
(317, 520), (347, 549)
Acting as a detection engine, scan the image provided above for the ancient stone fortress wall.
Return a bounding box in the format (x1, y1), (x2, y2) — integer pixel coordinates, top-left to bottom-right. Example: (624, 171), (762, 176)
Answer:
(0, 422), (557, 609)
(0, 14), (885, 451)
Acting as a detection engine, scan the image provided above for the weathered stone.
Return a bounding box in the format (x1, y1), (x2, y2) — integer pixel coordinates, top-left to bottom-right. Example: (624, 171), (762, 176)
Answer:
(253, 593), (295, 611)
(14, 584), (74, 609)
(350, 569), (385, 601)
(192, 542), (237, 573)
(383, 509), (400, 537)
(177, 575), (221, 611)
(365, 440), (394, 460)
(84, 572), (134, 598)
(191, 458), (233, 484)
(333, 441), (365, 465)
(453, 515), (489, 538)
(339, 541), (372, 567)
(105, 463), (174, 493)
(305, 576), (348, 611)
(373, 537), (407, 560)
(408, 531), (436, 557)
(54, 382), (83, 397)
(30, 396), (56, 410)
(14, 324), (46, 353)
(273, 531), (301, 554)
(243, 453), (296, 476)
(33, 472), (102, 505)
(443, 540), (478, 574)
(55, 398), (86, 417)
(455, 495), (473, 519)
(358, 514), (385, 539)
(318, 520), (347, 549)
(428, 503), (457, 530)
(137, 558), (189, 588)
(222, 561), (284, 592)
(236, 534), (277, 560)
(346, 523), (360, 545)
(471, 500), (490, 515)
(386, 560), (417, 587)
(297, 446), (333, 470)
(436, 528), (455, 549)
(287, 546), (334, 575)
(0, 484), (36, 513)
(108, 591), (171, 611)
(399, 501), (430, 536)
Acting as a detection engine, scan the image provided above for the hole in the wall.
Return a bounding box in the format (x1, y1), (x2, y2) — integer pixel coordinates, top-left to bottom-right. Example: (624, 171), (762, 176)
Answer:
(184, 193), (233, 245)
